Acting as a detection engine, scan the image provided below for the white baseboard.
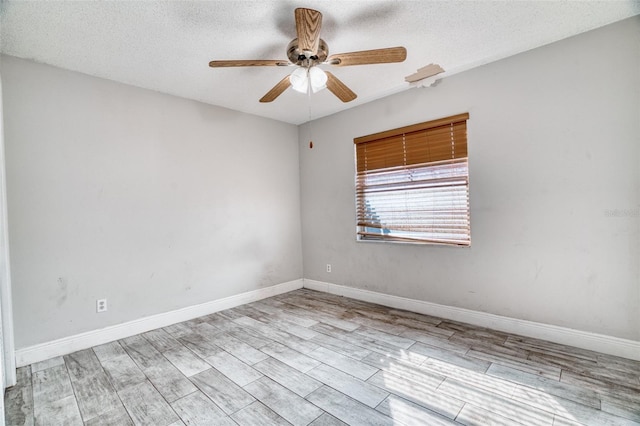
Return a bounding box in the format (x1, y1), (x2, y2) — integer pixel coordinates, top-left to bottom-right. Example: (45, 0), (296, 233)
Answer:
(303, 279), (640, 361)
(15, 279), (303, 367)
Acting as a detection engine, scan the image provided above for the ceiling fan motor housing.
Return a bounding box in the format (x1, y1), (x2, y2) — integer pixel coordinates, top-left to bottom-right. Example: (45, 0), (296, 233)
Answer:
(287, 38), (328, 67)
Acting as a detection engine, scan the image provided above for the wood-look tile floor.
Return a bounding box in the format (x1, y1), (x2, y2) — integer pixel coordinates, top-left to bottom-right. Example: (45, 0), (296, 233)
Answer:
(5, 289), (640, 425)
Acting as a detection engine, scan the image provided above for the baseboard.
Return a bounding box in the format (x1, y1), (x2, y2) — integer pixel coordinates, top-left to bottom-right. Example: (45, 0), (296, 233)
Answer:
(303, 279), (640, 361)
(15, 279), (303, 367)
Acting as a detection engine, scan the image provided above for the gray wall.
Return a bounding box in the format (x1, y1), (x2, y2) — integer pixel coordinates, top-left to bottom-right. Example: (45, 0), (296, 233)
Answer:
(1, 55), (302, 349)
(299, 17), (640, 340)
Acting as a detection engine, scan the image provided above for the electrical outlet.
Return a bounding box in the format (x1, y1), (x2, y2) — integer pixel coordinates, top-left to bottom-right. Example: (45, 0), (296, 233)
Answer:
(326, 264), (332, 273)
(96, 299), (107, 313)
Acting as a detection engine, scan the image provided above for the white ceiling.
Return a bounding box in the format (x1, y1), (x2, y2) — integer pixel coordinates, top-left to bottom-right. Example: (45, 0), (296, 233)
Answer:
(1, 1), (639, 125)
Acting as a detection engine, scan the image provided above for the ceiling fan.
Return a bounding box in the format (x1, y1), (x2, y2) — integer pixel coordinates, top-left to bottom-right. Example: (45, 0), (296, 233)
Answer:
(208, 8), (407, 103)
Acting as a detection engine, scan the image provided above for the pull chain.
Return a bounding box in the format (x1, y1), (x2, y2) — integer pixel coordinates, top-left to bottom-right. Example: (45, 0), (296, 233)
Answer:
(308, 85), (314, 149)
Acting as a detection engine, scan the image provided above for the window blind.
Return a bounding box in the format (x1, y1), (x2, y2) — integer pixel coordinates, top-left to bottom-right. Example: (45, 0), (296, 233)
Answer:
(354, 113), (470, 246)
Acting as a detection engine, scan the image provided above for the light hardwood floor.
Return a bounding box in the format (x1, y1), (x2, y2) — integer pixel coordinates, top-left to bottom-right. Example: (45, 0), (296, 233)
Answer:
(5, 289), (640, 425)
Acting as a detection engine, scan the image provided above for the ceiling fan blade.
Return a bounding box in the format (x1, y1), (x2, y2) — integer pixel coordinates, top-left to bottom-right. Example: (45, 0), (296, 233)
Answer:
(259, 75), (292, 103)
(325, 72), (357, 103)
(295, 8), (323, 56)
(327, 47), (407, 66)
(209, 60), (290, 67)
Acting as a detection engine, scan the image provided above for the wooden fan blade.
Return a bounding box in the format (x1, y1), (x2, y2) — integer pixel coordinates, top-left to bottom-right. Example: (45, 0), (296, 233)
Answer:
(325, 72), (357, 102)
(259, 75), (292, 103)
(295, 8), (323, 55)
(209, 60), (290, 67)
(327, 47), (407, 66)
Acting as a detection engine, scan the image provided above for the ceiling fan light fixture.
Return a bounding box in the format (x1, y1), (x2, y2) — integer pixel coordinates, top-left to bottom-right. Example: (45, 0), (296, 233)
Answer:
(290, 67), (327, 94)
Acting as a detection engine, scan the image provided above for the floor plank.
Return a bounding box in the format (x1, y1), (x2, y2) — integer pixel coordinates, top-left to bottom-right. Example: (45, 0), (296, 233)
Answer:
(33, 394), (83, 426)
(234, 315), (319, 355)
(210, 331), (269, 365)
(170, 390), (235, 425)
(438, 378), (554, 426)
(92, 341), (127, 363)
(4, 366), (34, 426)
(305, 385), (394, 426)
(143, 329), (182, 353)
(309, 412), (349, 426)
(467, 348), (562, 380)
(204, 350), (263, 387)
(178, 330), (225, 359)
(354, 327), (416, 350)
(69, 371), (121, 421)
(64, 349), (103, 382)
(162, 345), (210, 377)
(367, 369), (462, 419)
(456, 403), (528, 426)
(214, 322), (272, 349)
(509, 383), (640, 426)
(310, 332), (372, 361)
(486, 363), (600, 408)
(307, 364), (388, 408)
(307, 346), (379, 381)
(400, 329), (470, 354)
(243, 376), (323, 426)
(101, 353), (147, 392)
(32, 365), (74, 406)
(143, 359), (198, 403)
(311, 322), (427, 364)
(30, 357), (64, 374)
(119, 335), (166, 370)
(118, 380), (180, 426)
(260, 342), (321, 373)
(231, 400), (291, 426)
(410, 342), (491, 372)
(83, 404), (134, 426)
(361, 351), (445, 390)
(253, 356), (323, 397)
(376, 394), (458, 426)
(163, 322), (197, 339)
(600, 399), (640, 423)
(190, 368), (255, 415)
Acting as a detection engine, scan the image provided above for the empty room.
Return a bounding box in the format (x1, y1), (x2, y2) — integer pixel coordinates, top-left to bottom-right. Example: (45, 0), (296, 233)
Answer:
(1, 1), (639, 425)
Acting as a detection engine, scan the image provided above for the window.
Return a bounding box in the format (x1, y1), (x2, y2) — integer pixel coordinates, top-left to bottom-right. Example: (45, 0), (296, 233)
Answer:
(354, 113), (470, 246)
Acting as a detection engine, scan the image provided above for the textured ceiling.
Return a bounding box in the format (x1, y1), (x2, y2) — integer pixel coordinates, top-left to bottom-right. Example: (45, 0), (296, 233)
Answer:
(1, 1), (639, 125)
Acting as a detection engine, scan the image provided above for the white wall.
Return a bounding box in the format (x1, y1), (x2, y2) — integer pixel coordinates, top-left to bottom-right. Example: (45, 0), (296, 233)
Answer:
(299, 17), (640, 341)
(1, 55), (302, 349)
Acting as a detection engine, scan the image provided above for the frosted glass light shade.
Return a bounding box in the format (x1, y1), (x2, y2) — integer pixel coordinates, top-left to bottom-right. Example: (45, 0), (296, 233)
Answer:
(308, 67), (327, 93)
(290, 67), (327, 94)
(290, 67), (309, 93)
